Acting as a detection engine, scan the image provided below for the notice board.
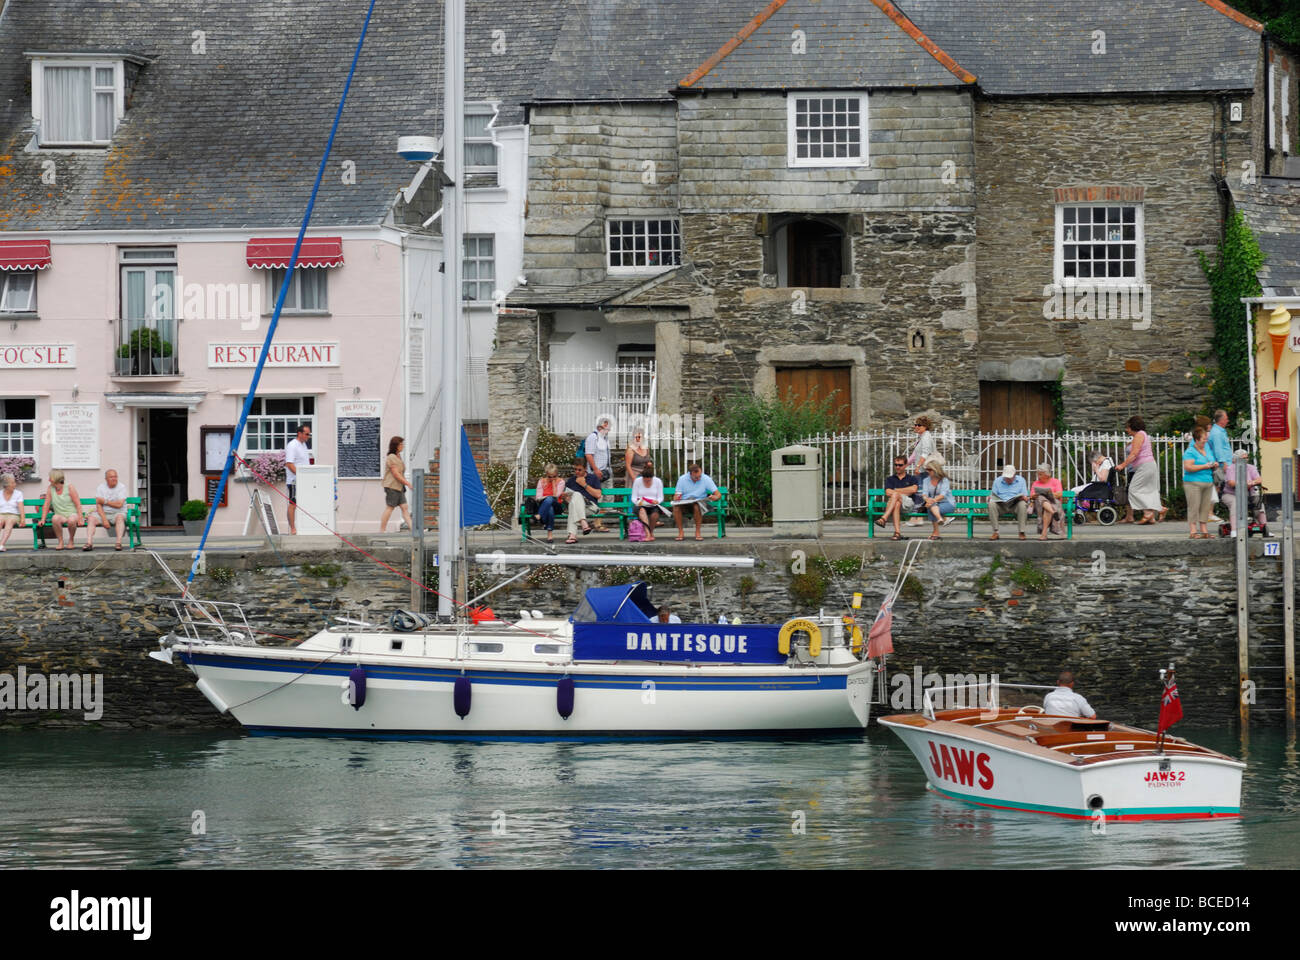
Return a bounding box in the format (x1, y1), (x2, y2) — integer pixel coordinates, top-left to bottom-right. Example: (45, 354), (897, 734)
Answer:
(336, 399), (383, 479)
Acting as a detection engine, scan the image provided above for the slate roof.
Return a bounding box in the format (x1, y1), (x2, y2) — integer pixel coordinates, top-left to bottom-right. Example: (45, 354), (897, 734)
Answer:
(507, 276), (653, 307)
(897, 0), (1262, 96)
(1230, 178), (1300, 298)
(0, 0), (563, 231)
(535, 0), (1264, 102)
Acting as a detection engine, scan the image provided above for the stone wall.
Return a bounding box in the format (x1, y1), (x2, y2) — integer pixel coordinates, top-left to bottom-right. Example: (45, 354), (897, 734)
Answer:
(973, 96), (1239, 428)
(1, 538), (1291, 729)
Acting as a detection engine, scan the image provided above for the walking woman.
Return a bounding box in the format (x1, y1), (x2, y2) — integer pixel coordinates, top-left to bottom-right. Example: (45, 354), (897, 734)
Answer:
(380, 436), (414, 533)
(905, 416), (937, 525)
(1183, 426), (1216, 539)
(1115, 415), (1166, 524)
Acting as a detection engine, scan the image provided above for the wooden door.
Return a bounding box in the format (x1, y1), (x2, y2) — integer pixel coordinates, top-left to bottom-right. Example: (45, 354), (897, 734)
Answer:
(978, 381), (1057, 486)
(787, 222), (843, 288)
(777, 366), (852, 429)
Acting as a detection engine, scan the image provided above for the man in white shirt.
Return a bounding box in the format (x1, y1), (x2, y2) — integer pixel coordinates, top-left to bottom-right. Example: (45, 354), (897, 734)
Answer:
(1043, 670), (1096, 718)
(657, 604), (682, 625)
(283, 424), (313, 534)
(584, 417), (612, 487)
(85, 468), (129, 551)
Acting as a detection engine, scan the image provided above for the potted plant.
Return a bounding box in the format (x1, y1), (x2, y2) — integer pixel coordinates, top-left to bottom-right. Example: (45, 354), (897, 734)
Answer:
(126, 328), (162, 373)
(115, 343), (135, 376)
(179, 499), (209, 536)
(152, 338), (176, 375)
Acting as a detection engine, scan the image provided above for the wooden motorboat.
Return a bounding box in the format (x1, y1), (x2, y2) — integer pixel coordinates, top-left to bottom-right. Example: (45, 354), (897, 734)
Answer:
(879, 684), (1243, 822)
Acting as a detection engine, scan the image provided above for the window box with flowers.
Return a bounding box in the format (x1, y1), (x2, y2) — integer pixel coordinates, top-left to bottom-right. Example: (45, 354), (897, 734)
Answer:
(239, 450), (286, 485)
(0, 456), (38, 483)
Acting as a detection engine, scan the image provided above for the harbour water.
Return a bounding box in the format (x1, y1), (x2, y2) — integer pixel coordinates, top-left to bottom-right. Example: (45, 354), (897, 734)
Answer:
(1, 726), (1296, 869)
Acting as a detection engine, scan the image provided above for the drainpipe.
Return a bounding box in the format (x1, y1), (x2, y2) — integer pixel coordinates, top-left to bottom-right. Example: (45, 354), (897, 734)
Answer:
(1265, 33), (1273, 177)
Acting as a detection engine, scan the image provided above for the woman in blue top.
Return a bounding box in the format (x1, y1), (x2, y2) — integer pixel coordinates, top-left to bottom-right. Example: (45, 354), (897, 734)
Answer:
(920, 462), (956, 540)
(1183, 426), (1216, 539)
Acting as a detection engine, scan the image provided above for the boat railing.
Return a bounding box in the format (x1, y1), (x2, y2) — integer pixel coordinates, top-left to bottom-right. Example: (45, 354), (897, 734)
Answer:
(157, 596), (257, 646)
(922, 682), (1057, 720)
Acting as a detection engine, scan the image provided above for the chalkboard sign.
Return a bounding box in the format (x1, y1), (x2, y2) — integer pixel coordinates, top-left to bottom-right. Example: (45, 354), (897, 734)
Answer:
(249, 488), (280, 536)
(337, 417), (381, 478)
(204, 475), (229, 509)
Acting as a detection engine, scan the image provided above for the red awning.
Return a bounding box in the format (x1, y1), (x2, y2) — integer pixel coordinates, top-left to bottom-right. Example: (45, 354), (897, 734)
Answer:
(246, 237), (344, 269)
(0, 239), (52, 271)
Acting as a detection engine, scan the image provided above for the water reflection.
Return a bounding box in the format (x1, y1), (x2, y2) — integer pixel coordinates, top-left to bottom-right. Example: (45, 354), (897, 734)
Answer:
(0, 726), (1294, 869)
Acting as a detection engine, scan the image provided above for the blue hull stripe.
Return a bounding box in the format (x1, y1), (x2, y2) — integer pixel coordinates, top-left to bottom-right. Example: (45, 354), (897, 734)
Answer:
(930, 784), (1240, 820)
(181, 651), (848, 692)
(246, 726), (866, 742)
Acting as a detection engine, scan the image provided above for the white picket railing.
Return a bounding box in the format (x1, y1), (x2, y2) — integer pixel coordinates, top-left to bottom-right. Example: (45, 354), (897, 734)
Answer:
(541, 362), (656, 440)
(799, 428), (1256, 514)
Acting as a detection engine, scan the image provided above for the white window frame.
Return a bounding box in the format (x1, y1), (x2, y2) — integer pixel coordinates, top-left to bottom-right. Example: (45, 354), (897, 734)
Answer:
(462, 234), (496, 303)
(464, 102), (499, 175)
(268, 268), (330, 314)
(239, 396), (317, 456)
(606, 218), (683, 275)
(31, 58), (125, 147)
(0, 398), (39, 475)
(787, 92), (869, 168)
(0, 272), (37, 313)
(1054, 204), (1145, 286)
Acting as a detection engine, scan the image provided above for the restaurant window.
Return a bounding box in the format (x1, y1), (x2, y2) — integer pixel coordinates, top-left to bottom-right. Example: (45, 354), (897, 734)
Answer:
(0, 272), (36, 313)
(0, 398), (38, 468)
(242, 396), (316, 455)
(269, 268), (329, 312)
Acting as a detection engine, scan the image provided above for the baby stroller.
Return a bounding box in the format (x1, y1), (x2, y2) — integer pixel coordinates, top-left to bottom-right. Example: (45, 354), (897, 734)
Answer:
(1072, 465), (1126, 526)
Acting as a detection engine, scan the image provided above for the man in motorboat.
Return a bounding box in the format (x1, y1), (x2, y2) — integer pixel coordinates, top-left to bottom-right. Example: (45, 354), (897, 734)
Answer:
(1042, 670), (1096, 718)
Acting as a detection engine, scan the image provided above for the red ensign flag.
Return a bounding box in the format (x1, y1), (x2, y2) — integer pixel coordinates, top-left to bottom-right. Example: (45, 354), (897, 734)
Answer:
(1158, 680), (1183, 734)
(867, 602), (894, 659)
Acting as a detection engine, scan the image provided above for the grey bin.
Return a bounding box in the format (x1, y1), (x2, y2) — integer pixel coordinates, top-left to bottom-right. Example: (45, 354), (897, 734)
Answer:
(771, 444), (823, 537)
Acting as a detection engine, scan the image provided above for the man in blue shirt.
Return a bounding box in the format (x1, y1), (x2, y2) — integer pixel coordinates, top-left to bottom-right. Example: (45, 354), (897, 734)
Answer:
(987, 464), (1030, 540)
(1208, 410), (1233, 486)
(672, 461), (720, 540)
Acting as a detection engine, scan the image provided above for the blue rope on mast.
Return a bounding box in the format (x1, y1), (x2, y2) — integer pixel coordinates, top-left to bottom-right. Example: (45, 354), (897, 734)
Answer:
(188, 0), (380, 586)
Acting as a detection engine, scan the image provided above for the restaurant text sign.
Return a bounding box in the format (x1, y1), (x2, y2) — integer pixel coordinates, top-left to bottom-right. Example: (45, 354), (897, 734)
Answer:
(0, 344), (76, 369)
(208, 342), (339, 367)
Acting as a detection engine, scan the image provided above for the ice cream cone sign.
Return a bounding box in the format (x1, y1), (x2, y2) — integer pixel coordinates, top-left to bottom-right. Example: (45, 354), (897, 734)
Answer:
(1268, 304), (1292, 385)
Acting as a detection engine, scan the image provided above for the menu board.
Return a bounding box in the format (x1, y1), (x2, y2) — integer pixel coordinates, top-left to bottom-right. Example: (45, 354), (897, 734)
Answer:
(1261, 390), (1290, 443)
(336, 399), (383, 479)
(51, 403), (100, 469)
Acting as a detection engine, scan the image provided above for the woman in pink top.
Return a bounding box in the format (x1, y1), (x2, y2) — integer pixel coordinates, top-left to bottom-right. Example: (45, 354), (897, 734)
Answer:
(1115, 415), (1166, 524)
(1031, 463), (1064, 540)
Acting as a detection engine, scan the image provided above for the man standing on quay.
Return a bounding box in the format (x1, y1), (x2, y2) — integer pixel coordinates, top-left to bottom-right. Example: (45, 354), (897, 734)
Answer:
(284, 423), (312, 534)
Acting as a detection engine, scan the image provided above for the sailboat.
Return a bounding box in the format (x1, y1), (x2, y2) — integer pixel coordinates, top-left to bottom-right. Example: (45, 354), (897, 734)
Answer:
(148, 0), (883, 738)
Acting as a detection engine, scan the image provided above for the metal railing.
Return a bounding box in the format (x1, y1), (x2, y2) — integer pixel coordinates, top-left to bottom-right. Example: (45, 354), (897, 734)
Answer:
(113, 321), (179, 377)
(801, 428), (1256, 515)
(158, 596), (256, 646)
(541, 361), (655, 439)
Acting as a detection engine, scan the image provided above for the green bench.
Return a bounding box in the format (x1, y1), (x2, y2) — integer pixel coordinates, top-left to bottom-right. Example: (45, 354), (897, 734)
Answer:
(866, 488), (1075, 539)
(23, 496), (143, 549)
(519, 486), (729, 541)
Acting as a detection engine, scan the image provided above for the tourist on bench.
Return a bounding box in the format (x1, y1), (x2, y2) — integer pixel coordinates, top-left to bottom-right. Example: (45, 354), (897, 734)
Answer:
(987, 464), (1029, 541)
(534, 462), (567, 544)
(919, 462), (955, 541)
(881, 457), (919, 541)
(672, 461), (721, 541)
(563, 457), (602, 543)
(1031, 463), (1064, 540)
(0, 473), (26, 552)
(84, 468), (128, 551)
(631, 461), (664, 542)
(39, 469), (83, 550)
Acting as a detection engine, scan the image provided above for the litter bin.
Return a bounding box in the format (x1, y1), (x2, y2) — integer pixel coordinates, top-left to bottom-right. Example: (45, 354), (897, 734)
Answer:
(771, 444), (823, 537)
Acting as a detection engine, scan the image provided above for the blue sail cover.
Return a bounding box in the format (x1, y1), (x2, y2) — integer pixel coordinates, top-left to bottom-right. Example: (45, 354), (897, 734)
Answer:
(573, 582), (657, 623)
(572, 623), (786, 664)
(460, 425), (494, 527)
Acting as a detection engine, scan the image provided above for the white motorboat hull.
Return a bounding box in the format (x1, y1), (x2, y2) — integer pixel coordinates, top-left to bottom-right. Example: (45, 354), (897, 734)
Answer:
(881, 719), (1243, 822)
(178, 645), (875, 738)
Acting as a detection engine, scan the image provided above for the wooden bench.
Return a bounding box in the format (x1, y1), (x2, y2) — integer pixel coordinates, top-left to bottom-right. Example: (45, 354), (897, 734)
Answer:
(23, 496), (143, 549)
(519, 485), (729, 541)
(866, 488), (1075, 539)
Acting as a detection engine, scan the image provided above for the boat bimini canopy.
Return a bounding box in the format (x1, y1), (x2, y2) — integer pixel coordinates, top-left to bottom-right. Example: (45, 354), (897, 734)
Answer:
(573, 582), (658, 623)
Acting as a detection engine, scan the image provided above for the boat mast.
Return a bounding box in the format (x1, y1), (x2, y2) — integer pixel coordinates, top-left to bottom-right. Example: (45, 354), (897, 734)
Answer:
(437, 0), (465, 618)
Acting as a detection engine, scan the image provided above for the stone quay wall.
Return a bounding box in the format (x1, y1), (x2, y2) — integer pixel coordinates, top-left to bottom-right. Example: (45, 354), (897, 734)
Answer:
(1, 538), (1290, 730)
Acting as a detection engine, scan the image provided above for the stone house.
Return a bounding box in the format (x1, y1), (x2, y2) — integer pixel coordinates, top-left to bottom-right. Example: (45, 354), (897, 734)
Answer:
(491, 0), (1299, 459)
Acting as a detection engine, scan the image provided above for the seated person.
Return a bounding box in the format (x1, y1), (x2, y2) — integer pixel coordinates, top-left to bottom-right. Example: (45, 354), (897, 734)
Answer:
(85, 468), (129, 551)
(39, 469), (83, 550)
(657, 603), (682, 624)
(534, 463), (567, 543)
(919, 463), (955, 540)
(880, 457), (920, 541)
(987, 464), (1029, 541)
(1043, 670), (1097, 718)
(631, 462), (664, 541)
(1070, 450), (1115, 519)
(1031, 463), (1064, 540)
(563, 458), (603, 543)
(0, 472), (26, 552)
(1221, 451), (1267, 536)
(672, 461), (721, 541)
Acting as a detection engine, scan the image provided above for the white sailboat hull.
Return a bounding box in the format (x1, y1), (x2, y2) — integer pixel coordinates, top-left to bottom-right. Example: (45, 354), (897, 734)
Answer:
(178, 643), (875, 738)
